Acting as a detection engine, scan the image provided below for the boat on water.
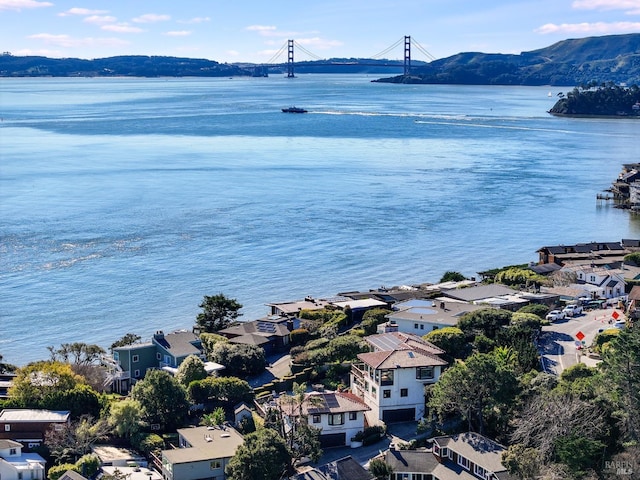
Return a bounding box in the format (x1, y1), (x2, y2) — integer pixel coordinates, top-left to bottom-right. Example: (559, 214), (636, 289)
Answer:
(282, 106), (308, 113)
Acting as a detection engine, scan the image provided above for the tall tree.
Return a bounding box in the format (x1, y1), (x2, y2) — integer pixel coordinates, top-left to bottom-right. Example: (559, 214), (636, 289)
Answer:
(428, 352), (518, 434)
(107, 399), (143, 439)
(196, 293), (243, 333)
(225, 428), (292, 480)
(600, 325), (640, 442)
(45, 415), (112, 464)
(208, 342), (265, 377)
(131, 369), (189, 432)
(8, 361), (85, 408)
(175, 354), (208, 387)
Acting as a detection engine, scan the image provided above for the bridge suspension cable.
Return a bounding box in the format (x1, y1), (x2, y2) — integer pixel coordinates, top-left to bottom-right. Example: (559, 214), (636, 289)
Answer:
(370, 37), (406, 60)
(265, 41), (289, 65)
(292, 41), (324, 61)
(411, 38), (437, 62)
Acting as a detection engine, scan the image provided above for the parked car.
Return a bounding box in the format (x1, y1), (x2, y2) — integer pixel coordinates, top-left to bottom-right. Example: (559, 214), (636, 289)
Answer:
(562, 304), (583, 317)
(546, 310), (566, 321)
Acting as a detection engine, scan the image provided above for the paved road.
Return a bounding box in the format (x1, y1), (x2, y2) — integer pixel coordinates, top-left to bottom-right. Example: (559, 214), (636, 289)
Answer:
(538, 306), (623, 375)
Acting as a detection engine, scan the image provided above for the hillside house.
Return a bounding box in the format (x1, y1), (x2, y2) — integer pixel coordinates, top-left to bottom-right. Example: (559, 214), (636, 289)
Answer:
(276, 391), (370, 448)
(217, 315), (299, 354)
(382, 432), (515, 480)
(0, 409), (70, 449)
(0, 439), (46, 480)
(160, 426), (243, 480)
(380, 300), (485, 334)
(350, 332), (447, 425)
(102, 330), (209, 394)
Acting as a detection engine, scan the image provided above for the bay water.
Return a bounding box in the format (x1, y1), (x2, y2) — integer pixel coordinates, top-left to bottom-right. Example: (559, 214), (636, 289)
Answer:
(2, 75), (639, 366)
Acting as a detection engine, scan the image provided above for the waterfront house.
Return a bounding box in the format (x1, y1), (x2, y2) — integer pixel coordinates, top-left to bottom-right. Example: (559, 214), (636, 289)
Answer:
(537, 241), (630, 268)
(0, 409), (70, 449)
(103, 330), (207, 394)
(160, 425), (243, 480)
(276, 391), (370, 448)
(0, 439), (46, 480)
(542, 265), (627, 300)
(217, 315), (299, 355)
(382, 432), (514, 480)
(350, 332), (447, 425)
(380, 300), (485, 334)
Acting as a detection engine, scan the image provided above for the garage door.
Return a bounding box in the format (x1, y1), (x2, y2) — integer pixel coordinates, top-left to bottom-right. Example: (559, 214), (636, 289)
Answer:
(382, 408), (415, 423)
(320, 432), (346, 448)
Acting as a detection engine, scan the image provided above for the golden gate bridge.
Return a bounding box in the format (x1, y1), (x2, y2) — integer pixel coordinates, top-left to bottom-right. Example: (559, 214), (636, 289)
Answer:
(256, 35), (435, 78)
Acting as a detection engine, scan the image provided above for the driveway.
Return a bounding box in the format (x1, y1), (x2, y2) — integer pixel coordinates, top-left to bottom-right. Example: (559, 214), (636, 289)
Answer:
(538, 306), (622, 375)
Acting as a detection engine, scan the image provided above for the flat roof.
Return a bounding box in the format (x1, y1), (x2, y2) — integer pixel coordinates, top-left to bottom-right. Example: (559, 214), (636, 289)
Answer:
(163, 426), (243, 464)
(0, 409), (70, 423)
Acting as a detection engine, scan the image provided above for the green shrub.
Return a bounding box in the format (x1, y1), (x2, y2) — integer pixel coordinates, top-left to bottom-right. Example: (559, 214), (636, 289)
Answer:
(48, 464), (79, 480)
(131, 433), (164, 454)
(76, 454), (101, 477)
(516, 303), (550, 319)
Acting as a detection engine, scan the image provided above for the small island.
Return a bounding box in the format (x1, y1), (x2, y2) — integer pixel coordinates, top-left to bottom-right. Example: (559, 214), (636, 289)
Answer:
(548, 82), (640, 117)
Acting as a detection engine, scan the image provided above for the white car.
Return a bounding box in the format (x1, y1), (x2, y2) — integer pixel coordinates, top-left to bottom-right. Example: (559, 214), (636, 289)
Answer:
(546, 310), (566, 321)
(562, 304), (583, 317)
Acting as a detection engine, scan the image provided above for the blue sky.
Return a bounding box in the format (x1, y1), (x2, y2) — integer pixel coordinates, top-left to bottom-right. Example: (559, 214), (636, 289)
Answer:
(1, 0), (640, 63)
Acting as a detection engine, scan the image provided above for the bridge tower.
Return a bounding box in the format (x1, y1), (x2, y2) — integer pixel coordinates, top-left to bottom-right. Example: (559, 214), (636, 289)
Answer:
(404, 35), (411, 76)
(287, 39), (295, 78)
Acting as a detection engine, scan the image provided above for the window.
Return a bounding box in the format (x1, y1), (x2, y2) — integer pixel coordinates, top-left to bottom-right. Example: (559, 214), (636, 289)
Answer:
(416, 366), (434, 379)
(371, 386), (377, 396)
(432, 325), (438, 331)
(328, 413), (344, 425)
(157, 352), (161, 360)
(134, 369), (141, 378)
(475, 465), (486, 478)
(458, 455), (470, 470)
(10, 448), (17, 455)
(349, 412), (357, 421)
(54, 424), (64, 431)
(400, 388), (408, 397)
(312, 414), (321, 424)
(420, 324), (424, 330)
(414, 323), (419, 329)
(4, 424), (9, 431)
(132, 354), (139, 363)
(380, 369), (394, 386)
(210, 460), (221, 470)
(383, 389), (391, 398)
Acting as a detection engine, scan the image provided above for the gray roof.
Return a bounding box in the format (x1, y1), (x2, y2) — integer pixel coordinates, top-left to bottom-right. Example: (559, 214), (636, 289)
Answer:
(0, 439), (22, 449)
(153, 330), (202, 358)
(440, 284), (518, 302)
(434, 432), (508, 474)
(365, 332), (445, 356)
(162, 426), (243, 464)
(292, 456), (372, 480)
(0, 409), (70, 423)
(384, 449), (440, 474)
(59, 471), (88, 480)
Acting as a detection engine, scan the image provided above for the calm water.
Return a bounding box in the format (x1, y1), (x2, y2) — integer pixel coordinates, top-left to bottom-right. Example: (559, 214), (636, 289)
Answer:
(1, 75), (639, 366)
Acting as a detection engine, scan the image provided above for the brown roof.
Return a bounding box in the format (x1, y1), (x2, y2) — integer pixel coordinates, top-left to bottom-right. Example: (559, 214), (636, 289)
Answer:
(358, 349), (447, 369)
(366, 332), (445, 356)
(279, 392), (370, 417)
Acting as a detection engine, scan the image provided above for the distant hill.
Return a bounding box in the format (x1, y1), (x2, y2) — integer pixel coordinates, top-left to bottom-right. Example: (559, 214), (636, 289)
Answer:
(0, 55), (252, 77)
(2, 33), (640, 84)
(374, 33), (640, 86)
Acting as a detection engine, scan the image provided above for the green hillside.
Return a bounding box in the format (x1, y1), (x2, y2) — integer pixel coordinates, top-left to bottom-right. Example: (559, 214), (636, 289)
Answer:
(375, 33), (640, 86)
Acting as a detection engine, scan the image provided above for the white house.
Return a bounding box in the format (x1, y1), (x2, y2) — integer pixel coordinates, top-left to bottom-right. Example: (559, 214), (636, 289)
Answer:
(277, 391), (370, 448)
(160, 426), (243, 480)
(350, 332), (448, 425)
(561, 265), (626, 299)
(382, 300), (485, 334)
(0, 439), (46, 480)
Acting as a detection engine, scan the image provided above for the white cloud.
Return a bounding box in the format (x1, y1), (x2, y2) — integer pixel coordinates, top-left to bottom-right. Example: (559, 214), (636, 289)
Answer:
(165, 30), (191, 37)
(179, 17), (210, 24)
(132, 13), (170, 23)
(572, 0), (640, 11)
(246, 25), (279, 36)
(58, 7), (108, 16)
(0, 0), (52, 11)
(84, 15), (117, 25)
(28, 32), (129, 48)
(101, 23), (144, 33)
(535, 20), (640, 34)
(295, 37), (343, 50)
